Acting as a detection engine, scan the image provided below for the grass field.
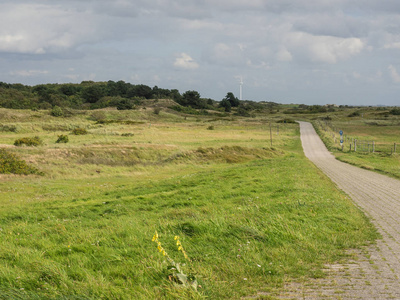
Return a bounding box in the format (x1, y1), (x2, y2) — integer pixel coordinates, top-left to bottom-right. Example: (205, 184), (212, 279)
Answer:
(310, 107), (400, 178)
(0, 107), (378, 299)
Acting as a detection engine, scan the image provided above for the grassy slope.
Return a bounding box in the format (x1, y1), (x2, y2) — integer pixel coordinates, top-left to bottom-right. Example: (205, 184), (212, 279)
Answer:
(0, 108), (378, 299)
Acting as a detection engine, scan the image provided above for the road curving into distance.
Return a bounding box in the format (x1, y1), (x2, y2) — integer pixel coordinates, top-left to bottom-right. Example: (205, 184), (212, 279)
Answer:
(283, 121), (400, 299)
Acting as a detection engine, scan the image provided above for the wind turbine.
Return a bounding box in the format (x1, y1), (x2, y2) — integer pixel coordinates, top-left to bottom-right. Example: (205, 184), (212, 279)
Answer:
(239, 77), (243, 101)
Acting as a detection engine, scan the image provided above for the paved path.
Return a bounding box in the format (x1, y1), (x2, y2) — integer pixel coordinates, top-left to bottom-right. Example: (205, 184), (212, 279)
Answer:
(277, 121), (400, 299)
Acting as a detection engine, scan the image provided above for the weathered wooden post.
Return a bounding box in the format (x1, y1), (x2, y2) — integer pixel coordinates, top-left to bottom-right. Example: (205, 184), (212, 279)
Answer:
(354, 139), (357, 152)
(270, 122), (272, 147)
(373, 141), (375, 153)
(395, 143), (397, 153)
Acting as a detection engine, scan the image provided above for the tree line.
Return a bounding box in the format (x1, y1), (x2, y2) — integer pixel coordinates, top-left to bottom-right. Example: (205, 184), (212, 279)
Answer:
(0, 80), (278, 114)
(0, 81), (184, 110)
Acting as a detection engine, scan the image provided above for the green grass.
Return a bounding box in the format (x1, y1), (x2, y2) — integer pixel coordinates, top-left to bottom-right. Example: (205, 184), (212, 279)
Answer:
(0, 108), (378, 299)
(312, 108), (400, 178)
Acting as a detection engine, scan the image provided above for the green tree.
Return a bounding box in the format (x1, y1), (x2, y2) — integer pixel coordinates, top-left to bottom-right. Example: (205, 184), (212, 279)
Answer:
(181, 90), (207, 109)
(170, 89), (182, 103)
(81, 85), (106, 103)
(127, 84), (153, 99)
(223, 92), (240, 107)
(59, 84), (80, 96)
(116, 99), (135, 110)
(219, 98), (231, 112)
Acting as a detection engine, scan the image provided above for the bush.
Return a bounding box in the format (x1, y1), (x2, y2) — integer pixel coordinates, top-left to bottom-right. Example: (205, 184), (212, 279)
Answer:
(169, 105), (200, 115)
(348, 111), (360, 117)
(389, 108), (400, 115)
(0, 149), (43, 175)
(51, 106), (64, 117)
(116, 99), (135, 110)
(72, 128), (88, 135)
(14, 136), (43, 147)
(0, 124), (17, 132)
(207, 125), (214, 130)
(56, 135), (69, 143)
(277, 118), (296, 123)
(90, 111), (107, 122)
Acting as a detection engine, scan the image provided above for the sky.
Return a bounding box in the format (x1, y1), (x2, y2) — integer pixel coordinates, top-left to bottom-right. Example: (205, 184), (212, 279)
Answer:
(1, 1), (400, 106)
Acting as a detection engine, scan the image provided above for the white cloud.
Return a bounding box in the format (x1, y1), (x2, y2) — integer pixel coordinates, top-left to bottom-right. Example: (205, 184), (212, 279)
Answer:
(388, 65), (400, 83)
(285, 32), (364, 63)
(0, 3), (96, 54)
(173, 53), (199, 70)
(203, 43), (247, 66)
(276, 48), (293, 62)
(10, 70), (49, 77)
(384, 42), (400, 50)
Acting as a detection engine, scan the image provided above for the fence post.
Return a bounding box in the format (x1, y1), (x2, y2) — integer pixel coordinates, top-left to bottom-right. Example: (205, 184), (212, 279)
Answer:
(373, 141), (375, 153)
(350, 143), (352, 151)
(270, 122), (272, 147)
(368, 143), (370, 153)
(395, 143), (397, 153)
(354, 139), (357, 152)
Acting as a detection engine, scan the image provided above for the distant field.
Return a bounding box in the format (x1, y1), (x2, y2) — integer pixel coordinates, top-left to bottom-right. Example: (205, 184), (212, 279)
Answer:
(310, 107), (400, 178)
(0, 108), (378, 299)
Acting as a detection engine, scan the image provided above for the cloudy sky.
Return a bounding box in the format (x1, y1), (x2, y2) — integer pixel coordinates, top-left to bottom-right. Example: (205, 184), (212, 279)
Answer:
(1, 0), (400, 105)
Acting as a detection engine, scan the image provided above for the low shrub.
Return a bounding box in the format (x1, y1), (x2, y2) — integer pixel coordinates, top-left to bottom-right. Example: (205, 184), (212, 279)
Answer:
(348, 111), (361, 117)
(116, 99), (135, 110)
(56, 135), (69, 143)
(121, 133), (134, 137)
(0, 148), (43, 175)
(51, 106), (64, 117)
(277, 118), (296, 123)
(14, 136), (43, 147)
(42, 124), (71, 132)
(169, 105), (200, 115)
(96, 120), (145, 125)
(72, 128), (88, 135)
(90, 111), (107, 122)
(389, 108), (400, 115)
(0, 124), (17, 132)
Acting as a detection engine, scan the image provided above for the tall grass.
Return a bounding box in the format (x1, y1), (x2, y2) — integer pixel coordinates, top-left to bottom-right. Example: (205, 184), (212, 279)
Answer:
(0, 108), (378, 299)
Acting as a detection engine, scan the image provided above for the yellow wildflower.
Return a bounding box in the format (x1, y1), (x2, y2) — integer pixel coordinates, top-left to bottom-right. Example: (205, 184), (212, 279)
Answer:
(152, 231), (159, 242)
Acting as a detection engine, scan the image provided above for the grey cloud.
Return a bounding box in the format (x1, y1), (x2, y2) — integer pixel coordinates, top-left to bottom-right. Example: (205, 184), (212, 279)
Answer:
(1, 0), (400, 105)
(0, 3), (98, 54)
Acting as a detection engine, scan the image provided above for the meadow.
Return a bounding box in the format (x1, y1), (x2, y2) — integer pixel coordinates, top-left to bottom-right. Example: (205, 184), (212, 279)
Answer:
(310, 107), (400, 178)
(0, 106), (378, 299)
